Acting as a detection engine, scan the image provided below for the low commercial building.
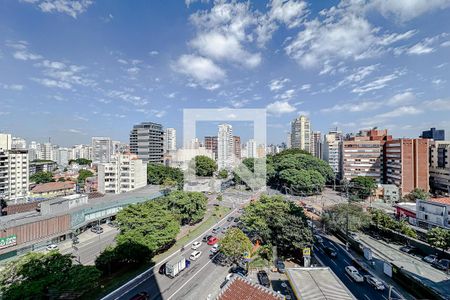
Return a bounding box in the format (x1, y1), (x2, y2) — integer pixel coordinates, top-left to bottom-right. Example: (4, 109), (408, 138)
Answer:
(394, 202), (416, 225)
(30, 181), (75, 199)
(429, 141), (450, 195)
(375, 184), (400, 203)
(286, 267), (355, 300)
(0, 186), (164, 261)
(168, 147), (214, 170)
(29, 160), (57, 176)
(218, 276), (283, 300)
(416, 197), (450, 230)
(97, 153), (147, 194)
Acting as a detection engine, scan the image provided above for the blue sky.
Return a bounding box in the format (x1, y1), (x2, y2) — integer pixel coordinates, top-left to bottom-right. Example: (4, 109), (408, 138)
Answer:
(0, 0), (450, 146)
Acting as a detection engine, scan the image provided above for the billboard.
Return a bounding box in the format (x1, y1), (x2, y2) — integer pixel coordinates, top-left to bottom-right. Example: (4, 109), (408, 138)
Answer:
(0, 234), (17, 249)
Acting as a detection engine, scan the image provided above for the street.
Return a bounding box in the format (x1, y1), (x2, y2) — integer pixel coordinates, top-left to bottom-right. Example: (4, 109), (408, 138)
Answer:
(314, 233), (403, 300)
(102, 208), (242, 300)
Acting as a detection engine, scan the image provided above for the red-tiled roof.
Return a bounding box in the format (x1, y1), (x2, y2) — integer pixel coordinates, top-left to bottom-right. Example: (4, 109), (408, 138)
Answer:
(427, 197), (450, 205)
(218, 276), (284, 300)
(31, 181), (75, 193)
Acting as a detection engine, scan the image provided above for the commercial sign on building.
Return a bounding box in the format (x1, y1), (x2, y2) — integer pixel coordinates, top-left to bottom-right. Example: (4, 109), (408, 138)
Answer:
(0, 234), (17, 249)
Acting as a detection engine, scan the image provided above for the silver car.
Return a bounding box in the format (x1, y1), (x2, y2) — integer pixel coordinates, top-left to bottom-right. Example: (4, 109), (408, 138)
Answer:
(365, 275), (385, 290)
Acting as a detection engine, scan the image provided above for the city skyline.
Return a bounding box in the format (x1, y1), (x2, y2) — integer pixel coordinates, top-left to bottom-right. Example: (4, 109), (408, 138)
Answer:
(1, 1), (450, 145)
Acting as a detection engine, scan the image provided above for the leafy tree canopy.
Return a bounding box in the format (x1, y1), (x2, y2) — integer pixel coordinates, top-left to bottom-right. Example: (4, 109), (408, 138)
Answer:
(0, 252), (100, 300)
(218, 169), (228, 179)
(161, 191), (208, 225)
(427, 227), (449, 251)
(219, 228), (252, 263)
(323, 203), (370, 233)
(69, 158), (92, 165)
(78, 169), (94, 184)
(116, 200), (180, 255)
(404, 188), (429, 202)
(349, 177), (377, 200)
(30, 171), (54, 184)
(194, 155), (217, 177)
(147, 163), (183, 188)
(241, 195), (312, 255)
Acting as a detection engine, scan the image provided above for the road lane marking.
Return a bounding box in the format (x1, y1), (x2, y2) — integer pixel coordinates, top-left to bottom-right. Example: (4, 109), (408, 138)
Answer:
(343, 259), (351, 265)
(344, 274), (353, 282)
(101, 207), (238, 300)
(364, 294), (371, 300)
(167, 253), (219, 300)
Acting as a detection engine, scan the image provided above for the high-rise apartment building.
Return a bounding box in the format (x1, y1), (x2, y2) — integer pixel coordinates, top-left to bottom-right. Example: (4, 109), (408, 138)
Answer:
(98, 153), (147, 194)
(189, 138), (201, 149)
(286, 132), (291, 149)
(429, 141), (450, 195)
(164, 128), (177, 152)
(55, 148), (69, 166)
(343, 129), (392, 183)
(129, 122), (164, 164)
(323, 129), (343, 178)
(204, 136), (218, 160)
(233, 136), (241, 159)
(39, 142), (53, 161)
(11, 137), (26, 150)
(218, 124), (233, 169)
(92, 137), (112, 163)
(385, 138), (429, 195)
(256, 144), (266, 158)
(0, 134), (29, 202)
(291, 115), (311, 153)
(246, 139), (257, 158)
(311, 131), (322, 159)
(70, 144), (93, 160)
(421, 128), (445, 141)
(28, 141), (39, 161)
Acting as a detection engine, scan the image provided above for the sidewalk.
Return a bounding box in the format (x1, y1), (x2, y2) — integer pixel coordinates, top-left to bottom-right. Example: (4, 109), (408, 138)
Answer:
(58, 224), (118, 253)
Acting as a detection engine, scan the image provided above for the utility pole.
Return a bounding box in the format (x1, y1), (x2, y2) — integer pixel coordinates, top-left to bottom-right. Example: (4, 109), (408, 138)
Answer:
(388, 285), (392, 300)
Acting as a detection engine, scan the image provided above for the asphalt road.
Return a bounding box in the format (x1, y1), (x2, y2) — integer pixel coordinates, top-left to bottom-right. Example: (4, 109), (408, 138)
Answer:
(314, 234), (403, 300)
(102, 209), (241, 300)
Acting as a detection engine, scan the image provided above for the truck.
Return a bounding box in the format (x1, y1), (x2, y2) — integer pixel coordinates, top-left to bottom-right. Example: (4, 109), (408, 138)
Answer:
(165, 255), (186, 278)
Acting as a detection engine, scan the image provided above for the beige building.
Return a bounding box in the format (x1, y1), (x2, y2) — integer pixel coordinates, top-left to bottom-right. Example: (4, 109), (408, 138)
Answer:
(97, 153), (147, 194)
(291, 115), (311, 153)
(0, 134), (29, 202)
(430, 141), (450, 195)
(323, 130), (343, 178)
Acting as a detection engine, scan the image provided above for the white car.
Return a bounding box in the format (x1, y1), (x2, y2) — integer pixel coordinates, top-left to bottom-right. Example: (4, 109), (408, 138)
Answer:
(46, 244), (58, 251)
(191, 241), (201, 250)
(190, 250), (202, 261)
(364, 275), (385, 290)
(211, 243), (220, 253)
(345, 266), (364, 282)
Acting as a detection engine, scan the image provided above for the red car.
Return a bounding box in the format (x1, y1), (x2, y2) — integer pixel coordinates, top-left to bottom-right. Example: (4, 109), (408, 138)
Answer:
(207, 236), (219, 245)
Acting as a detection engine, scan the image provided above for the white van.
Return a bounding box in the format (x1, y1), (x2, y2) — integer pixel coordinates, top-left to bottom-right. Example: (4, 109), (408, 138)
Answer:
(190, 250), (202, 261)
(345, 266), (364, 282)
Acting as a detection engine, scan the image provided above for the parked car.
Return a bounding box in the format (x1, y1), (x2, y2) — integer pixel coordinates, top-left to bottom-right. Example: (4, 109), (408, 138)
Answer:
(158, 263), (166, 275)
(229, 266), (248, 276)
(349, 232), (359, 240)
(400, 245), (418, 255)
(432, 259), (450, 271)
(190, 250), (202, 261)
(275, 258), (286, 273)
(211, 243), (220, 253)
(191, 241), (201, 250)
(324, 246), (338, 258)
(227, 216), (234, 222)
(257, 270), (270, 287)
(345, 266), (364, 282)
(221, 226), (229, 233)
(314, 234), (323, 244)
(108, 221), (119, 228)
(129, 292), (149, 300)
(233, 217), (240, 223)
(202, 235), (213, 242)
(207, 237), (219, 245)
(423, 254), (438, 264)
(72, 236), (79, 244)
(46, 244), (58, 251)
(212, 226), (221, 234)
(364, 275), (385, 290)
(213, 253), (230, 266)
(91, 226), (103, 234)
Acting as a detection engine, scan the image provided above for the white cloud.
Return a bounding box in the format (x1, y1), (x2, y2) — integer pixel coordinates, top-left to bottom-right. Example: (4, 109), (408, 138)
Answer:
(190, 32), (261, 68)
(34, 59), (95, 89)
(268, 0), (308, 28)
(268, 78), (290, 91)
(275, 89), (295, 100)
(107, 90), (148, 106)
(2, 84), (24, 91)
(338, 64), (378, 87)
(441, 40), (450, 47)
(407, 37), (436, 55)
(266, 100), (296, 115)
(173, 54), (225, 83)
(424, 98), (450, 110)
(149, 50), (159, 56)
(32, 78), (72, 89)
(13, 51), (42, 61)
(22, 0), (94, 18)
(432, 79), (446, 85)
(321, 101), (382, 113)
(127, 67), (140, 76)
(370, 0), (450, 22)
(375, 106), (422, 118)
(352, 71), (402, 94)
(300, 84), (311, 91)
(386, 92), (415, 106)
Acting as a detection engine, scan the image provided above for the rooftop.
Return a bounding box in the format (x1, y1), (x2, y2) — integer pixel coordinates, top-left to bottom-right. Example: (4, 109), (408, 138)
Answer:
(286, 267), (355, 300)
(31, 181), (75, 193)
(395, 202), (417, 212)
(421, 197), (450, 206)
(217, 276), (284, 300)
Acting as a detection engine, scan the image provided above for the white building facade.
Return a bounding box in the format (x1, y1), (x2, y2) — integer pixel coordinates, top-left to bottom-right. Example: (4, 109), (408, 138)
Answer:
(97, 153), (147, 194)
(164, 128), (177, 152)
(291, 115), (311, 153)
(92, 137), (112, 163)
(218, 124), (234, 169)
(323, 130), (343, 179)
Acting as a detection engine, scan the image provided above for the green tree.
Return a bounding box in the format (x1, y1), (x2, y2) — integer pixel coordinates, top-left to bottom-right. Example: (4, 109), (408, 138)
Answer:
(194, 155), (217, 177)
(241, 195), (313, 255)
(349, 177), (377, 200)
(397, 221), (417, 238)
(427, 227), (449, 251)
(147, 163), (184, 188)
(162, 191), (208, 225)
(220, 228), (252, 263)
(58, 177), (66, 182)
(78, 169), (94, 184)
(30, 171), (54, 184)
(218, 169), (228, 179)
(116, 200), (180, 255)
(0, 252), (100, 300)
(279, 169), (325, 194)
(69, 158), (92, 165)
(323, 203), (370, 233)
(162, 177), (178, 189)
(404, 188), (429, 202)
